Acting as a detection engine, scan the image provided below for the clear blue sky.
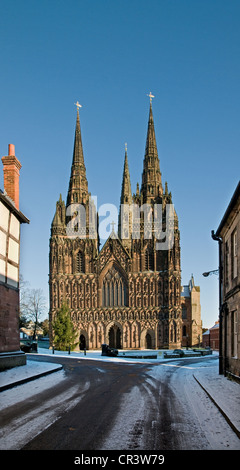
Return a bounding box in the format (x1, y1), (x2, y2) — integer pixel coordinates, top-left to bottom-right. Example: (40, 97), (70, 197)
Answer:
(0, 0), (239, 328)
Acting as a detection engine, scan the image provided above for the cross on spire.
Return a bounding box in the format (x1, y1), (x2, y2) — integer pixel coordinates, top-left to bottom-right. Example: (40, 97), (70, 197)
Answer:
(74, 101), (82, 110)
(147, 92), (155, 104)
(111, 220), (116, 232)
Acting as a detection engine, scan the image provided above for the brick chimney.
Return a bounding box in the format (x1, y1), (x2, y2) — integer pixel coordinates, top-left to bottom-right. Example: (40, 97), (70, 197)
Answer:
(2, 144), (22, 210)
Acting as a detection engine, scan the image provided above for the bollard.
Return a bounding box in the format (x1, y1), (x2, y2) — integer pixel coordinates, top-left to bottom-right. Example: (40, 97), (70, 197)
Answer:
(52, 346), (54, 354)
(68, 346), (70, 355)
(84, 348), (86, 356)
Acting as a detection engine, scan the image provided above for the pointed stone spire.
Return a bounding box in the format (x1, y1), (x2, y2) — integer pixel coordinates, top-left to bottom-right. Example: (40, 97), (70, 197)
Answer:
(141, 102), (163, 203)
(120, 144), (132, 205)
(118, 145), (133, 249)
(73, 107), (85, 165)
(66, 107), (88, 207)
(145, 102), (158, 158)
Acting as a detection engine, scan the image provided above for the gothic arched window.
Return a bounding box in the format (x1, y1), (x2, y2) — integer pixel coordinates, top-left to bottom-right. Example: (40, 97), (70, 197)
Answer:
(102, 267), (127, 307)
(145, 248), (154, 271)
(76, 251), (85, 273)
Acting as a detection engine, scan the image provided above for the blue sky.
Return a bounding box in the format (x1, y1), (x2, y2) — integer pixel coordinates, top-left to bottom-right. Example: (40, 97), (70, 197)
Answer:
(0, 0), (239, 328)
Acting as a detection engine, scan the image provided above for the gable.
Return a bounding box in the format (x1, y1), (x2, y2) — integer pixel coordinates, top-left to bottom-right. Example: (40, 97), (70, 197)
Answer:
(98, 235), (130, 274)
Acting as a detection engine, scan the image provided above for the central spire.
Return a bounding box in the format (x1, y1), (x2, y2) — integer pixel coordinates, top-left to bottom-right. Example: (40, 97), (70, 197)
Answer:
(72, 105), (85, 165)
(141, 100), (163, 203)
(66, 106), (88, 207)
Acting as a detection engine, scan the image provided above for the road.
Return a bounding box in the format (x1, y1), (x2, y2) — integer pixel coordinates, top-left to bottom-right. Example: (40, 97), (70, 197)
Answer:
(0, 354), (240, 451)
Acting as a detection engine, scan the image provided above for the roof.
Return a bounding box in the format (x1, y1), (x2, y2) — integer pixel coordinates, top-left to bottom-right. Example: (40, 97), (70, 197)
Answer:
(181, 286), (190, 297)
(20, 327), (43, 336)
(216, 181), (240, 237)
(0, 189), (29, 224)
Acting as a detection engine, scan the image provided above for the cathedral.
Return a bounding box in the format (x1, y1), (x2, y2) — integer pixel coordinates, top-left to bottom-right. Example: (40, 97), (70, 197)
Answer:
(49, 99), (193, 350)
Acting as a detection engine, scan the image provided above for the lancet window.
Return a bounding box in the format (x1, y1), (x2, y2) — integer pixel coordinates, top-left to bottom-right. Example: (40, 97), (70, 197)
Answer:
(145, 248), (154, 271)
(76, 251), (85, 273)
(102, 267), (127, 307)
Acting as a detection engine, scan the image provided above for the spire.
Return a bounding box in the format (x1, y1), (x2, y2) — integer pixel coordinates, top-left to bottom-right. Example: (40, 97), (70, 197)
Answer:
(145, 102), (158, 158)
(141, 100), (163, 202)
(73, 107), (85, 166)
(120, 144), (132, 205)
(118, 145), (133, 248)
(66, 106), (88, 207)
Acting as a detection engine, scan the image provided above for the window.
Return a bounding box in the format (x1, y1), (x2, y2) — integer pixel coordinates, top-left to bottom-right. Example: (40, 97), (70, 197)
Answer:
(231, 310), (238, 357)
(76, 251), (85, 273)
(145, 248), (154, 271)
(102, 267), (127, 307)
(182, 306), (187, 319)
(231, 230), (238, 279)
(225, 241), (229, 286)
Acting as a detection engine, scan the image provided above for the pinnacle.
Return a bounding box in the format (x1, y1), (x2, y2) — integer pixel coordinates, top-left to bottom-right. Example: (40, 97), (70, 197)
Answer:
(120, 147), (132, 205)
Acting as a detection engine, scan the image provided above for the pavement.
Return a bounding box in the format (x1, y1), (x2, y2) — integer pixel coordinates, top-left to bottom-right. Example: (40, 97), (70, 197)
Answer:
(0, 349), (240, 440)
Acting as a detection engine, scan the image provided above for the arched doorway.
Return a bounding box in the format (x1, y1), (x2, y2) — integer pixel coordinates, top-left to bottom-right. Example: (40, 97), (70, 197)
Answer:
(109, 325), (121, 349)
(145, 333), (152, 349)
(80, 334), (86, 350)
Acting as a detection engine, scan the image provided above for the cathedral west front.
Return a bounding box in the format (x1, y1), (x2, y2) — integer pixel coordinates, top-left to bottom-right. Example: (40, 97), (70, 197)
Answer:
(49, 98), (201, 350)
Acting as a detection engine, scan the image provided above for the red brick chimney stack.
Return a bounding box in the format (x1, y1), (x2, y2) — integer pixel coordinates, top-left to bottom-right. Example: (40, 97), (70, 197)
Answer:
(1, 144), (22, 210)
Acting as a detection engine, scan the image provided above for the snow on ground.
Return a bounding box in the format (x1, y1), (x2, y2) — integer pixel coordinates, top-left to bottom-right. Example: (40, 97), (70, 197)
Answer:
(1, 348), (239, 440)
(0, 348), (219, 391)
(0, 377), (90, 450)
(0, 359), (63, 391)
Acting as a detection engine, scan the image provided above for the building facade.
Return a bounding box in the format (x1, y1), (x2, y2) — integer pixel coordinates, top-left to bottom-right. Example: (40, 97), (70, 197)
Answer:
(202, 322), (219, 350)
(0, 144), (29, 370)
(49, 103), (197, 350)
(181, 275), (202, 347)
(213, 181), (240, 379)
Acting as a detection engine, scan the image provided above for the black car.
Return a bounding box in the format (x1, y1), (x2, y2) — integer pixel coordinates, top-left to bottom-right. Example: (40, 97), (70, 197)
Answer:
(173, 349), (184, 357)
(101, 343), (118, 357)
(20, 342), (38, 353)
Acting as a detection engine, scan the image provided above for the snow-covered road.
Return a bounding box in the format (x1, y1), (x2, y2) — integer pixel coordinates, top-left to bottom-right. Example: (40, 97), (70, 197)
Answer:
(0, 355), (240, 450)
(101, 357), (240, 450)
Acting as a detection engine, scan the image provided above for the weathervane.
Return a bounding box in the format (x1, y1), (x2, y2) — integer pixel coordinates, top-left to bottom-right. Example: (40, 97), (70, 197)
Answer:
(74, 101), (82, 110)
(147, 92), (155, 104)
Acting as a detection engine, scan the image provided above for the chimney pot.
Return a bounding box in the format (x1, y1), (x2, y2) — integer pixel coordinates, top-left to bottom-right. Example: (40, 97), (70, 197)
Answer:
(8, 144), (15, 156)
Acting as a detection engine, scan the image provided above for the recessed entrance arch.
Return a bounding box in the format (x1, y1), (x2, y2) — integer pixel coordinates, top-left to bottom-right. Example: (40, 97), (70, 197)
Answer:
(79, 334), (86, 350)
(140, 329), (155, 349)
(108, 325), (121, 349)
(145, 333), (152, 349)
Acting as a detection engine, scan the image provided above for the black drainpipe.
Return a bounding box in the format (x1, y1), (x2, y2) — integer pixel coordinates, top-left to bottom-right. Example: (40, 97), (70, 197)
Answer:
(211, 230), (223, 375)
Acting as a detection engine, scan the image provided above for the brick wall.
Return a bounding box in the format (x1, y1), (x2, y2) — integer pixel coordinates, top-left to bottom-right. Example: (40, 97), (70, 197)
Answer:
(0, 284), (20, 352)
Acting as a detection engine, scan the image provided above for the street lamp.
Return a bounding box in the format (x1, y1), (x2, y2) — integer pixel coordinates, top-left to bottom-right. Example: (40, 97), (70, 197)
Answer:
(202, 269), (219, 277)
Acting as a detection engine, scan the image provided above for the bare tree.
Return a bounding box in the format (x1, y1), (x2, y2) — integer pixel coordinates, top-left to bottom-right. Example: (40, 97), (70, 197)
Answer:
(20, 285), (47, 340)
(19, 275), (30, 326)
